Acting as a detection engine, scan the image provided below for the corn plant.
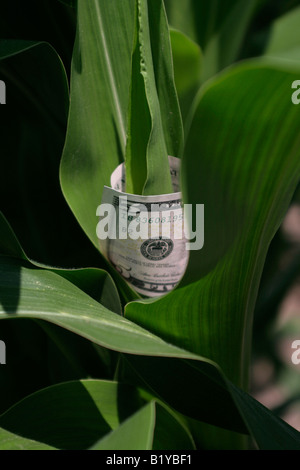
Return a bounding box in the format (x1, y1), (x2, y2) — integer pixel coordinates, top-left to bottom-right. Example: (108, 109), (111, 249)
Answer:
(0, 0), (300, 450)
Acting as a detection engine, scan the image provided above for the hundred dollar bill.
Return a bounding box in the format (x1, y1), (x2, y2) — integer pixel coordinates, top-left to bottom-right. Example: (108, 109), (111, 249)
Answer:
(97, 157), (189, 298)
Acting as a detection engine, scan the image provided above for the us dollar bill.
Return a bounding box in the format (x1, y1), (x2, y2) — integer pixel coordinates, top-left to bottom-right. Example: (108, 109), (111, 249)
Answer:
(97, 157), (189, 297)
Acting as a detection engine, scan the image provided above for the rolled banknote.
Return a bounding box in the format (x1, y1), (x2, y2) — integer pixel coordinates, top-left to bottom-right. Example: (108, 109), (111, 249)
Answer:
(97, 156), (189, 297)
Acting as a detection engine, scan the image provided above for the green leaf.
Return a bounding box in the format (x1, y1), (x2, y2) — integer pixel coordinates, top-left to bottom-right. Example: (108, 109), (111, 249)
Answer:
(151, 402), (196, 450)
(60, 0), (135, 249)
(147, 0), (184, 160)
(124, 2), (150, 196)
(124, 355), (300, 450)
(0, 256), (195, 358)
(125, 0), (182, 195)
(264, 5), (300, 61)
(0, 380), (141, 450)
(61, 0), (183, 249)
(125, 59), (300, 393)
(1, 0), (300, 452)
(91, 402), (156, 450)
(1, 256), (300, 448)
(122, 354), (247, 435)
(0, 382), (195, 451)
(59, 0), (182, 301)
(0, 213), (122, 405)
(0, 211), (121, 313)
(51, 267), (122, 314)
(0, 255), (254, 437)
(91, 401), (195, 450)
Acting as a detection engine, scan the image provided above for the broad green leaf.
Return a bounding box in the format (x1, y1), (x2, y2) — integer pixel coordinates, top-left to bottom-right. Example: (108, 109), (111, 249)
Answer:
(60, 0), (182, 248)
(0, 214), (122, 396)
(125, 59), (300, 395)
(51, 267), (122, 313)
(0, 380), (141, 450)
(264, 6), (300, 61)
(182, 58), (300, 383)
(0, 256), (198, 358)
(0, 211), (121, 313)
(1, 0), (300, 452)
(1, 256), (300, 447)
(59, 0), (181, 301)
(0, 212), (122, 401)
(60, 0), (135, 249)
(0, 251), (244, 434)
(0, 255), (256, 437)
(0, 211), (121, 387)
(0, 213), (122, 407)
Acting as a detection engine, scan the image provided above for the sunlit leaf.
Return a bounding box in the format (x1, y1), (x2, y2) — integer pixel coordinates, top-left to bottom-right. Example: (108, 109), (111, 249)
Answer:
(1, 255), (300, 448)
(126, 59), (300, 392)
(125, 0), (182, 195)
(91, 402), (156, 450)
(0, 427), (55, 450)
(60, 0), (135, 248)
